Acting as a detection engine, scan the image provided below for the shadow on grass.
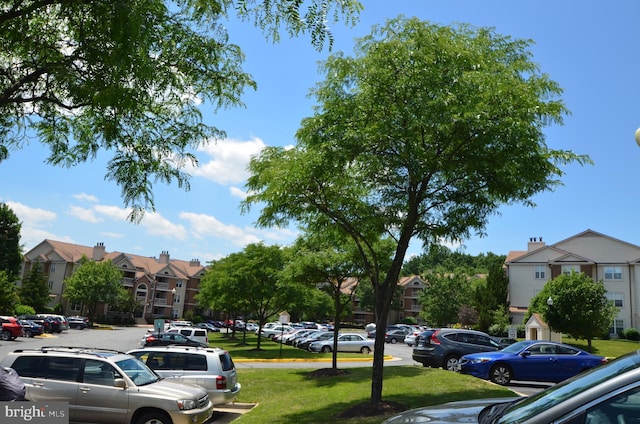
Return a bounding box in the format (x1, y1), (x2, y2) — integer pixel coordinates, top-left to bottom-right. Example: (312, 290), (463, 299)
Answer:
(276, 387), (513, 424)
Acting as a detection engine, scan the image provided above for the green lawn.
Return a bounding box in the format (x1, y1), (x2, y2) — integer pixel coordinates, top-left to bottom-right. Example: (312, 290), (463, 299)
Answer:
(210, 332), (640, 423)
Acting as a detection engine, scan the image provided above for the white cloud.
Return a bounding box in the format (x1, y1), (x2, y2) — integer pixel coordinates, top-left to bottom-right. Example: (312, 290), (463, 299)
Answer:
(5, 201), (72, 249)
(6, 201), (57, 223)
(140, 212), (188, 240)
(67, 205), (103, 223)
(229, 186), (248, 199)
(190, 137), (266, 185)
(179, 212), (261, 246)
(72, 193), (99, 203)
(92, 204), (131, 221)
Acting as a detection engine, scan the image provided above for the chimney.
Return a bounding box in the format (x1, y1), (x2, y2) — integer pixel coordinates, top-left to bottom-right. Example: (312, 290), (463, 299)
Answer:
(527, 237), (545, 252)
(189, 259), (201, 267)
(159, 251), (170, 264)
(92, 242), (106, 261)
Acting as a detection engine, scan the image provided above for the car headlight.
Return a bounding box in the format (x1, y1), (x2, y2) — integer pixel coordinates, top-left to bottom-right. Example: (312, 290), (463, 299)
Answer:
(469, 358), (491, 364)
(176, 399), (197, 410)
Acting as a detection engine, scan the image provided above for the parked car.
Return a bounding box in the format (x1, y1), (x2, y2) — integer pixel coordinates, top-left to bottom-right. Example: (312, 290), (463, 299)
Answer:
(67, 315), (89, 329)
(258, 324), (294, 339)
(412, 328), (500, 371)
(195, 322), (220, 332)
(128, 346), (241, 406)
(18, 319), (43, 337)
(18, 314), (57, 333)
(385, 329), (410, 344)
(39, 314), (69, 331)
(308, 333), (374, 354)
(0, 316), (23, 340)
(459, 340), (607, 385)
(140, 332), (209, 348)
(384, 348), (640, 424)
(244, 322), (258, 332)
(165, 327), (209, 346)
(493, 337), (518, 348)
(1, 346), (214, 424)
(295, 331), (334, 350)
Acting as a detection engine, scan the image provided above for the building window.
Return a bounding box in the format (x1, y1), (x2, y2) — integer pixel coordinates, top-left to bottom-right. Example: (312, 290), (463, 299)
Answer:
(176, 280), (183, 288)
(174, 294), (181, 304)
(561, 265), (580, 275)
(604, 266), (622, 281)
(534, 265), (546, 279)
(50, 264), (56, 273)
(606, 292), (624, 308)
(609, 319), (624, 336)
(48, 280), (54, 290)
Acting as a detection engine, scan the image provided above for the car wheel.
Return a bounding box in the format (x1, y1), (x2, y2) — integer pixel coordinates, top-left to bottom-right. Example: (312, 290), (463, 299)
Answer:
(490, 364), (512, 385)
(360, 346), (371, 354)
(136, 411), (171, 424)
(24, 330), (33, 338)
(0, 330), (10, 341)
(444, 355), (460, 372)
(390, 338), (397, 344)
(321, 345), (331, 353)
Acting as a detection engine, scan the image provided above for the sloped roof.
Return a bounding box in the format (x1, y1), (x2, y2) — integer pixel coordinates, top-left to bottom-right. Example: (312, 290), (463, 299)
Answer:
(29, 239), (205, 279)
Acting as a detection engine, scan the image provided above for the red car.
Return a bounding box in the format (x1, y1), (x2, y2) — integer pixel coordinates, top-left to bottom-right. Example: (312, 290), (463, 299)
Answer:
(1, 316), (24, 341)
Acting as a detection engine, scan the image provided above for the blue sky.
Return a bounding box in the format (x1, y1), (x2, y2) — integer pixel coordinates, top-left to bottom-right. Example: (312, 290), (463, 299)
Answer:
(2, 1), (640, 263)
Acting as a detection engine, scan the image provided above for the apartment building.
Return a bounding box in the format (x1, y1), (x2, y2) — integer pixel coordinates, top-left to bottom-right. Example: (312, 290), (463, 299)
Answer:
(505, 229), (640, 334)
(20, 239), (206, 321)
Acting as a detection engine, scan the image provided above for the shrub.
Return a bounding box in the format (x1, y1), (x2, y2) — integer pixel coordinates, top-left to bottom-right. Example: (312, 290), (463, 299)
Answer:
(624, 328), (640, 341)
(14, 304), (36, 316)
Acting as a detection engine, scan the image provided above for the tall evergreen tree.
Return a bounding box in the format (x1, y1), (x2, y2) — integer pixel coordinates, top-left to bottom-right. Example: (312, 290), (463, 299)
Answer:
(0, 203), (22, 281)
(19, 260), (51, 312)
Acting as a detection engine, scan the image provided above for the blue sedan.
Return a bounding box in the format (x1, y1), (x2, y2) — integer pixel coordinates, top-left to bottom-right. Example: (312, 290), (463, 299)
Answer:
(459, 340), (607, 385)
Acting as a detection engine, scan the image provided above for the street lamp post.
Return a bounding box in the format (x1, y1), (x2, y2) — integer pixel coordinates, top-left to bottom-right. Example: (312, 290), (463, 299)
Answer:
(546, 296), (554, 341)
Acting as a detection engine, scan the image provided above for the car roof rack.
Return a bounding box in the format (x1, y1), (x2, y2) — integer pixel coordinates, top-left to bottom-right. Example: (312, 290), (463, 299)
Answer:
(12, 346), (127, 356)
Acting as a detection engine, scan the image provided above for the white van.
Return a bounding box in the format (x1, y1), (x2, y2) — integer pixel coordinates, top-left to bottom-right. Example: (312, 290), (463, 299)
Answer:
(165, 327), (209, 346)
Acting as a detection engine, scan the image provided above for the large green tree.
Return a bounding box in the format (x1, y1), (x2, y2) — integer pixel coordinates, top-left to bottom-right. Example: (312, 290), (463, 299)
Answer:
(530, 272), (617, 352)
(0, 0), (361, 221)
(419, 273), (473, 327)
(243, 17), (590, 406)
(197, 242), (301, 350)
(19, 260), (51, 312)
(63, 257), (126, 321)
(0, 270), (19, 314)
(0, 203), (22, 281)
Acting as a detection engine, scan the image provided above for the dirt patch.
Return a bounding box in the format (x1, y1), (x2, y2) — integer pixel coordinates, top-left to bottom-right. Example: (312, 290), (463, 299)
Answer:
(336, 400), (408, 419)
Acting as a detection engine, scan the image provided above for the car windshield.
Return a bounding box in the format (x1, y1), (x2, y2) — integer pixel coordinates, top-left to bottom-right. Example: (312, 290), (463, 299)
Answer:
(116, 358), (160, 386)
(490, 350), (640, 423)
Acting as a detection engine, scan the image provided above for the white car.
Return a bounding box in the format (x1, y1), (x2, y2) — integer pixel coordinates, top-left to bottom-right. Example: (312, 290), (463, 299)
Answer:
(404, 333), (417, 346)
(258, 324), (294, 339)
(308, 333), (374, 354)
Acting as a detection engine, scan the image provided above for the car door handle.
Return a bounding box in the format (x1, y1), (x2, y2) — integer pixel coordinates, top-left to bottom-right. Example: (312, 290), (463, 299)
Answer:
(79, 386), (91, 392)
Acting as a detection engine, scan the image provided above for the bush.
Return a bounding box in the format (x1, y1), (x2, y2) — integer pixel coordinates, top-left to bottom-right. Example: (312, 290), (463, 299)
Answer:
(14, 304), (35, 316)
(624, 328), (640, 341)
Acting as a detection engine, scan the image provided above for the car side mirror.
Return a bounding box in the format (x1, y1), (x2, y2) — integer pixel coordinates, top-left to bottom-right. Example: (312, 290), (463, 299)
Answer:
(114, 378), (127, 389)
(521, 350), (531, 357)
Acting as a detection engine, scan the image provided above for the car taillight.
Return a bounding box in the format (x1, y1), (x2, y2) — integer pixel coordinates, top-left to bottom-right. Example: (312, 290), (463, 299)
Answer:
(430, 332), (440, 344)
(216, 375), (227, 390)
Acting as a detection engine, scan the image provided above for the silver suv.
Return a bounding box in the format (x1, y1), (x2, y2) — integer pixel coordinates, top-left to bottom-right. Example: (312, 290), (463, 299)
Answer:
(0, 346), (214, 424)
(128, 346), (241, 406)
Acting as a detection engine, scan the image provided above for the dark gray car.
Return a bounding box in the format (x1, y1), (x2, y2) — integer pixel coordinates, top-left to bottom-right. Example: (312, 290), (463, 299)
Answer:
(412, 328), (500, 371)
